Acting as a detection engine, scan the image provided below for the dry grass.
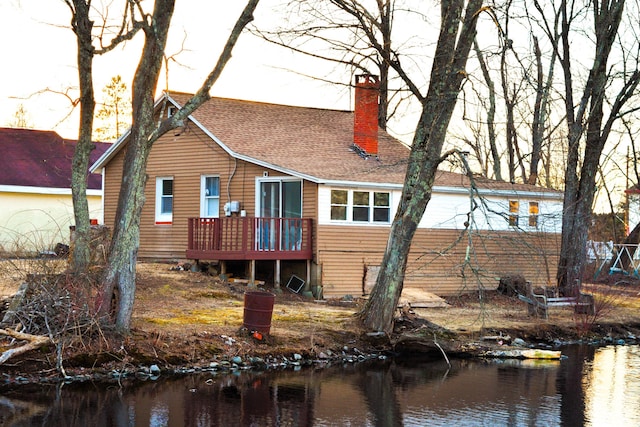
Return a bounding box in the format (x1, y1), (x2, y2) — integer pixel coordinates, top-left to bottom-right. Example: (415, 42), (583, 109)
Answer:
(2, 259), (640, 376)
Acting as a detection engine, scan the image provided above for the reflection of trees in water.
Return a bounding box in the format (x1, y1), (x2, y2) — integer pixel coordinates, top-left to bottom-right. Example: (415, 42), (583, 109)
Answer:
(355, 363), (404, 427)
(0, 395), (48, 426)
(0, 349), (619, 426)
(558, 344), (594, 427)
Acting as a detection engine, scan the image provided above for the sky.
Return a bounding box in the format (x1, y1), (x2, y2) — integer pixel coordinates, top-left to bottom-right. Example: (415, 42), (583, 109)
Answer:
(0, 1), (631, 214)
(0, 1), (356, 140)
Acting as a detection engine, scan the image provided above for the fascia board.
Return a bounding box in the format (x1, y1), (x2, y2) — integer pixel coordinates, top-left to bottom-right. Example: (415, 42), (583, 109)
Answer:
(0, 185), (102, 196)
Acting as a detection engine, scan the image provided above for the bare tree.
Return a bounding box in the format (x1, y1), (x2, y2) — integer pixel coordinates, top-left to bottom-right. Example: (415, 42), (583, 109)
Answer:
(473, 40), (502, 180)
(359, 0), (485, 332)
(98, 0), (260, 331)
(65, 0), (140, 274)
(252, 0), (414, 132)
(532, 0), (640, 294)
(7, 104), (33, 128)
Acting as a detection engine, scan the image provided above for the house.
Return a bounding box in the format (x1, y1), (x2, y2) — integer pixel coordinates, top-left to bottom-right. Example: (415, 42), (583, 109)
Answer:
(90, 75), (563, 298)
(0, 128), (110, 255)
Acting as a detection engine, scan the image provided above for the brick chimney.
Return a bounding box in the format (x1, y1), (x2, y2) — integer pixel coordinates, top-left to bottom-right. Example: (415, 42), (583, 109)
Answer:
(353, 74), (380, 156)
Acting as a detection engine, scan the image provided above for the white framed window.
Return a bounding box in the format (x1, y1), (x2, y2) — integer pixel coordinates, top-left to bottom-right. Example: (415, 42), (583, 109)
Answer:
(200, 175), (220, 218)
(155, 177), (173, 224)
(353, 191), (370, 222)
(508, 200), (519, 227)
(330, 190), (348, 220)
(330, 189), (391, 223)
(529, 201), (539, 228)
(373, 192), (391, 222)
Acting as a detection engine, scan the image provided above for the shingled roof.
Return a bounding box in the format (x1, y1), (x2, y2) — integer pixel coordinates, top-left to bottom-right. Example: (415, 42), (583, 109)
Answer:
(0, 128), (110, 190)
(92, 92), (561, 196)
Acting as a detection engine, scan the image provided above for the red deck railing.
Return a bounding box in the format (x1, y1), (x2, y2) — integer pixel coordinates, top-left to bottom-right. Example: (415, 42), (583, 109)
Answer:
(186, 217), (313, 261)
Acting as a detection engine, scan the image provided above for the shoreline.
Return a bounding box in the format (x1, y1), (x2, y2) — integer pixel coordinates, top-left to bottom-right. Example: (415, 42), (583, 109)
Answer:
(2, 261), (640, 388)
(2, 316), (639, 389)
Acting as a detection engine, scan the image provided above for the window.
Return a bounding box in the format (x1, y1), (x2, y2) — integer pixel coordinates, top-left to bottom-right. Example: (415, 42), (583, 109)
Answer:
(201, 175), (220, 218)
(331, 190), (348, 220)
(373, 192), (390, 222)
(155, 177), (173, 224)
(330, 189), (391, 223)
(353, 191), (370, 222)
(508, 200), (519, 227)
(529, 201), (539, 227)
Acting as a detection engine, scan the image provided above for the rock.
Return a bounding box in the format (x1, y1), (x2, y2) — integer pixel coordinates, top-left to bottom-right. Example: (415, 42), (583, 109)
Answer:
(512, 338), (526, 347)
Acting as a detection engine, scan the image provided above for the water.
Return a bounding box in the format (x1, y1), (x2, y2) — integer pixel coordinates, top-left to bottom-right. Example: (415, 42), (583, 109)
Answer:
(1, 345), (639, 426)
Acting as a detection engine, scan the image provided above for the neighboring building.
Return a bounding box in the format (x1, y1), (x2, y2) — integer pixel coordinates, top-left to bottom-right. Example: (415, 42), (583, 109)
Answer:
(0, 128), (110, 255)
(91, 76), (563, 298)
(626, 187), (640, 235)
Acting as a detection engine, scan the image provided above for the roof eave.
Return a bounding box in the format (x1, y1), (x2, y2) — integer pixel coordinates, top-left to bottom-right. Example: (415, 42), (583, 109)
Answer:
(90, 94), (177, 172)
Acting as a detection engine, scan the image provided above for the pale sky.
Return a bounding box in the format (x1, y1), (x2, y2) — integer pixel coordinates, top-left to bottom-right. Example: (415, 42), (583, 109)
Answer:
(0, 1), (631, 213)
(1, 0), (355, 139)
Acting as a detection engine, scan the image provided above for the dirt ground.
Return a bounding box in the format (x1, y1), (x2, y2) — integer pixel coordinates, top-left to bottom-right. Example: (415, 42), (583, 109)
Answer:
(2, 259), (640, 380)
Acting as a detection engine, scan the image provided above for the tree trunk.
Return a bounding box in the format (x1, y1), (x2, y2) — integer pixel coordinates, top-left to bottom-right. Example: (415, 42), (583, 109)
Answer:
(556, 0), (627, 296)
(98, 0), (260, 332)
(359, 0), (483, 333)
(69, 0), (96, 274)
(100, 0), (176, 332)
(474, 40), (501, 181)
(101, 134), (152, 329)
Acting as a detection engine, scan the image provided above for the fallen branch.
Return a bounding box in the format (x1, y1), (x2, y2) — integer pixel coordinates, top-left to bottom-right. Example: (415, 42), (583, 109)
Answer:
(0, 328), (51, 365)
(433, 333), (451, 368)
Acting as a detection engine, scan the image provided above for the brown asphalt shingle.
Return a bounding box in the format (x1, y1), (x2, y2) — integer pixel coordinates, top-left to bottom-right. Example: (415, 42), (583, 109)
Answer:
(167, 93), (560, 195)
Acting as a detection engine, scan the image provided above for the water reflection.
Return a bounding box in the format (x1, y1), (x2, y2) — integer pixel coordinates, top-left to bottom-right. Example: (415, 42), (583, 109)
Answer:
(583, 345), (640, 426)
(1, 345), (638, 426)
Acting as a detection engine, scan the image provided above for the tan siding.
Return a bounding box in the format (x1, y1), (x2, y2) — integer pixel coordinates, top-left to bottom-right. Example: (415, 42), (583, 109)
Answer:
(317, 225), (560, 297)
(103, 126), (319, 260)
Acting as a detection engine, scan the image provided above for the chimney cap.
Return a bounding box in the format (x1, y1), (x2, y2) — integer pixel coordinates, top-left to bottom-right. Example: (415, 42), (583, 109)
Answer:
(355, 74), (380, 85)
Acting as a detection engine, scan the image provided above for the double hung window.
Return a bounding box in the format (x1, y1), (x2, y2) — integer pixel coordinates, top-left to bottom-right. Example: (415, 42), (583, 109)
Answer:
(201, 175), (220, 218)
(155, 177), (173, 224)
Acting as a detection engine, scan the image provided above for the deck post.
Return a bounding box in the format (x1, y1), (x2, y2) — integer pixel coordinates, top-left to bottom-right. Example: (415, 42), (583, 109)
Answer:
(275, 260), (281, 290)
(249, 260), (256, 286)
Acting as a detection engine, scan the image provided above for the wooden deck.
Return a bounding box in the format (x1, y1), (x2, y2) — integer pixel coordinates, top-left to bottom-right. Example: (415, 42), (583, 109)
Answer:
(186, 217), (313, 261)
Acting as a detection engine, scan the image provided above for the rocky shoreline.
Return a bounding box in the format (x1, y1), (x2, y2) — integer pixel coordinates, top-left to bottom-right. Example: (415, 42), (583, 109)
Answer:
(3, 318), (639, 389)
(3, 262), (640, 390)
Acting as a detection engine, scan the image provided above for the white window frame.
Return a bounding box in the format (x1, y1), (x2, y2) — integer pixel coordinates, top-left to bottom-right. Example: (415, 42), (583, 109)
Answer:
(528, 201), (539, 228)
(255, 177), (304, 218)
(508, 200), (519, 227)
(200, 175), (220, 218)
(330, 189), (349, 221)
(329, 189), (391, 224)
(155, 176), (174, 224)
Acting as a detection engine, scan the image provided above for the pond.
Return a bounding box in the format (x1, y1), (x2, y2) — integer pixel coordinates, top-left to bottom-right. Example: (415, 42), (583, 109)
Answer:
(1, 344), (638, 426)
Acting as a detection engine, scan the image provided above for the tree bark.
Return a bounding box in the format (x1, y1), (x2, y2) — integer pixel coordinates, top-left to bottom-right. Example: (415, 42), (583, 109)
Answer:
(100, 0), (175, 331)
(360, 0), (483, 333)
(99, 0), (260, 331)
(474, 40), (501, 181)
(68, 0), (96, 274)
(555, 0), (631, 295)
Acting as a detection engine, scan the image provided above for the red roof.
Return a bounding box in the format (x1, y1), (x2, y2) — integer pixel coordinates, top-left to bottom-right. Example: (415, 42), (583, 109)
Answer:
(0, 128), (110, 190)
